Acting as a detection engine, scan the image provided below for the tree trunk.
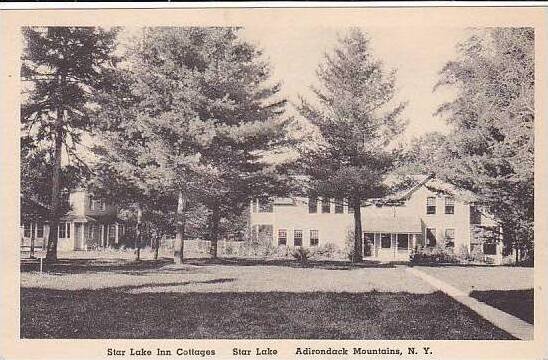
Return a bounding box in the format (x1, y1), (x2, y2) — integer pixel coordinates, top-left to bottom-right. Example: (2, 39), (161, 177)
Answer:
(45, 107), (64, 263)
(154, 235), (161, 260)
(210, 203), (221, 258)
(173, 191), (187, 264)
(352, 196), (363, 263)
(135, 206), (142, 261)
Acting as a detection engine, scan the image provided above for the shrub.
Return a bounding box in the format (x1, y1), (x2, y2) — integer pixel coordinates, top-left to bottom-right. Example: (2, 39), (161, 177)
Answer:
(273, 245), (291, 258)
(223, 241), (235, 256)
(344, 227), (355, 261)
(291, 247), (313, 264)
(411, 245), (459, 264)
(314, 242), (339, 259)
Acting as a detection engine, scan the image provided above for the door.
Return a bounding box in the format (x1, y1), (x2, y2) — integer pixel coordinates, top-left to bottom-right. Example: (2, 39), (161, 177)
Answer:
(74, 223), (83, 250)
(377, 233), (393, 260)
(363, 233), (374, 257)
(396, 233), (410, 260)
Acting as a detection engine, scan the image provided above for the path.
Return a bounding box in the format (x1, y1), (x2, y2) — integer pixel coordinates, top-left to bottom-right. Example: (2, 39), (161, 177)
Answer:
(406, 266), (534, 340)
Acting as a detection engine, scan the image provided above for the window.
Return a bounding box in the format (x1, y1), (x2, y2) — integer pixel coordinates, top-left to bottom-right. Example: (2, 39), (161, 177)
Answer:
(23, 223), (31, 238)
(90, 198), (105, 211)
(426, 197), (436, 214)
(444, 228), (455, 248)
(483, 242), (497, 255)
(58, 222), (67, 238)
(321, 198), (330, 213)
(37, 223), (44, 238)
(364, 233), (374, 245)
(278, 229), (287, 245)
(334, 198), (344, 214)
(364, 233), (374, 256)
(470, 206), (481, 224)
(445, 197), (455, 214)
(258, 198), (273, 213)
(347, 200), (354, 213)
(381, 233), (391, 248)
(293, 230), (303, 246)
(426, 228), (436, 247)
(310, 230), (319, 246)
(397, 233), (409, 250)
(308, 197), (318, 213)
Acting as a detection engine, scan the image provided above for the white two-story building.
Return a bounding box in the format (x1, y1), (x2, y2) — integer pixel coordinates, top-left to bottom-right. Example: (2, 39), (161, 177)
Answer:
(249, 175), (502, 262)
(21, 190), (125, 251)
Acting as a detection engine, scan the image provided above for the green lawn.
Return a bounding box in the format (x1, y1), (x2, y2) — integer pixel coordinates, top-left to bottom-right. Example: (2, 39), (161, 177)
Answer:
(416, 266), (534, 324)
(20, 256), (517, 339)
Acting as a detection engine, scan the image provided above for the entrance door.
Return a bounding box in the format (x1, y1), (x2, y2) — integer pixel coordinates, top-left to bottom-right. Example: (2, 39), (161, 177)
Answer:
(363, 233), (374, 257)
(396, 233), (410, 260)
(74, 223), (83, 250)
(376, 233), (393, 260)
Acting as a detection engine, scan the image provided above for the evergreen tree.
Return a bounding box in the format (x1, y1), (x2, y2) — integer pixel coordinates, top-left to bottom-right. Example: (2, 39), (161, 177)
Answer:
(21, 27), (119, 262)
(93, 27), (292, 261)
(433, 28), (534, 261)
(298, 28), (407, 262)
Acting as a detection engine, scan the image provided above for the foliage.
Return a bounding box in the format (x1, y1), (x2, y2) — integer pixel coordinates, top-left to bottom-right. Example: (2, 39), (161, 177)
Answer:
(92, 27), (294, 259)
(297, 28), (407, 262)
(419, 28), (534, 261)
(290, 247), (313, 264)
(410, 246), (459, 264)
(313, 242), (340, 259)
(344, 226), (356, 261)
(20, 138), (83, 221)
(21, 26), (120, 261)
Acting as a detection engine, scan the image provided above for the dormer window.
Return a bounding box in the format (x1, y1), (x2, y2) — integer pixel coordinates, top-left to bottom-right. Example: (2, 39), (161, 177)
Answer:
(445, 197), (455, 214)
(308, 196), (318, 213)
(321, 198), (331, 213)
(426, 197), (436, 215)
(90, 196), (106, 211)
(334, 198), (344, 214)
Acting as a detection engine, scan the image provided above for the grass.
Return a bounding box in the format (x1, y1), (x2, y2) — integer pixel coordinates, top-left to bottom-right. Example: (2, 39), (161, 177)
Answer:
(21, 288), (514, 339)
(20, 256), (522, 339)
(470, 289), (534, 324)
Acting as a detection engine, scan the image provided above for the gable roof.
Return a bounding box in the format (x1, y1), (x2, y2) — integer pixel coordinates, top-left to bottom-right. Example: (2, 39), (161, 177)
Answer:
(373, 174), (478, 205)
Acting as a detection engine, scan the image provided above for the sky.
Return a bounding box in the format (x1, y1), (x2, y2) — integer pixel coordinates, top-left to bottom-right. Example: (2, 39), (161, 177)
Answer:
(240, 26), (469, 141)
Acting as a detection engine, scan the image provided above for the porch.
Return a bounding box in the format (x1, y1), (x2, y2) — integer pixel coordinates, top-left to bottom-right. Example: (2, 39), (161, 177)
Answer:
(362, 216), (422, 261)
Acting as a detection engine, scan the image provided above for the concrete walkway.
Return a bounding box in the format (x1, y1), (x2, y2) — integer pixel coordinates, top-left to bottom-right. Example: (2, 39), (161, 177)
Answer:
(406, 266), (534, 340)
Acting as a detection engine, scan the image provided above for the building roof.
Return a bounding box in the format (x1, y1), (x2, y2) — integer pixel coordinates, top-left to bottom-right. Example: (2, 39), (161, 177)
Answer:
(60, 214), (98, 223)
(362, 216), (422, 233)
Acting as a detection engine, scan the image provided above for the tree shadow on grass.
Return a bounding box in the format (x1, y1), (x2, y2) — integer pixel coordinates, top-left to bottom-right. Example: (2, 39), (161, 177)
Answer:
(182, 257), (396, 270)
(20, 258), (175, 275)
(116, 278), (236, 292)
(470, 289), (534, 324)
(21, 256), (396, 275)
(20, 288), (515, 340)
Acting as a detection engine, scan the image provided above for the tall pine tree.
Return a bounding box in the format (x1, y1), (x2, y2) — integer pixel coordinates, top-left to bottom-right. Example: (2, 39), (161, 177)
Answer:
(298, 28), (407, 262)
(21, 27), (119, 262)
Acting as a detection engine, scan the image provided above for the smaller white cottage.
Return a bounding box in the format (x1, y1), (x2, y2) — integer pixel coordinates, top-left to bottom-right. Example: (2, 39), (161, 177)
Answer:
(21, 190), (125, 251)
